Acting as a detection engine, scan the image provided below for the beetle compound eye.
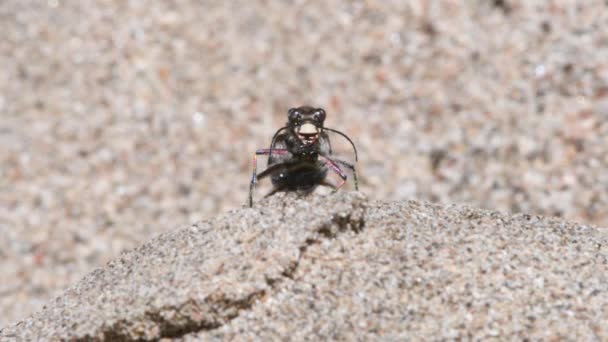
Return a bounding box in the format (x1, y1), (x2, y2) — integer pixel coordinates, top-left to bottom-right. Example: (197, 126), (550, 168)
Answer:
(314, 109), (326, 122)
(288, 108), (302, 123)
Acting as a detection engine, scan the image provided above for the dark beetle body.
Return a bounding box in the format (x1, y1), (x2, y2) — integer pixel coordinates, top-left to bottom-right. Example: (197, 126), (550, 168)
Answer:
(248, 105), (358, 207)
(268, 128), (331, 192)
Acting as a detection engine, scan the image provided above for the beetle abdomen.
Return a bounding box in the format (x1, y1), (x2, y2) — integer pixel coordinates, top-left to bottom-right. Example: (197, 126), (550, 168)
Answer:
(271, 162), (328, 191)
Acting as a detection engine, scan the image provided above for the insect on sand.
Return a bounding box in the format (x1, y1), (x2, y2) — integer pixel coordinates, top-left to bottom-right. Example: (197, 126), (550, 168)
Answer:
(248, 106), (358, 207)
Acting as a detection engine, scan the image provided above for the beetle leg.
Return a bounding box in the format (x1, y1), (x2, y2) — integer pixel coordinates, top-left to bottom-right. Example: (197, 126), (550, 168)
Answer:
(331, 158), (359, 191)
(249, 148), (288, 207)
(320, 156), (348, 192)
(319, 179), (338, 190)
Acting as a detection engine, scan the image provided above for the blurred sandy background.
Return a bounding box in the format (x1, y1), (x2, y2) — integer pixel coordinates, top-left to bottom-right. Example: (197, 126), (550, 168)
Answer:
(1, 0), (607, 327)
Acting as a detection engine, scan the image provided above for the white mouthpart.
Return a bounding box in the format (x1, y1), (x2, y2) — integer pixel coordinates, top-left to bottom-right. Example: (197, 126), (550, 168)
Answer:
(299, 123), (317, 135)
(297, 123), (319, 144)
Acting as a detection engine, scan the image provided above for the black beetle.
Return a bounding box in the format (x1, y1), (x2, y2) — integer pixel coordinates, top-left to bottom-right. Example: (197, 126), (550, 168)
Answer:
(248, 106), (358, 207)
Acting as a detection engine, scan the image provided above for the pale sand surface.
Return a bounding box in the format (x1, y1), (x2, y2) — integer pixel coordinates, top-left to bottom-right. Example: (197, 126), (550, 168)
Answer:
(2, 192), (607, 340)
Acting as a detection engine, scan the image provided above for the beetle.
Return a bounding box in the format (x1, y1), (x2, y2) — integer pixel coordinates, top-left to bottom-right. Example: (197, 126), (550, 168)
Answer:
(248, 106), (358, 207)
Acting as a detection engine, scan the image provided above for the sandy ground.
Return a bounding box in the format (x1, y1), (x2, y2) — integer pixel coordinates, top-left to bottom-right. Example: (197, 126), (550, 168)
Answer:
(1, 0), (608, 326)
(2, 192), (607, 340)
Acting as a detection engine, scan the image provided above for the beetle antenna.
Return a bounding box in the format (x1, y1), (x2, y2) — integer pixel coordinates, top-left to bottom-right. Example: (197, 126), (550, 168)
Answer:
(324, 127), (358, 161)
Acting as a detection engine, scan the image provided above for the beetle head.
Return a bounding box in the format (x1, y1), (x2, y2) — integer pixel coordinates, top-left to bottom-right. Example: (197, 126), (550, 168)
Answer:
(287, 106), (326, 145)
